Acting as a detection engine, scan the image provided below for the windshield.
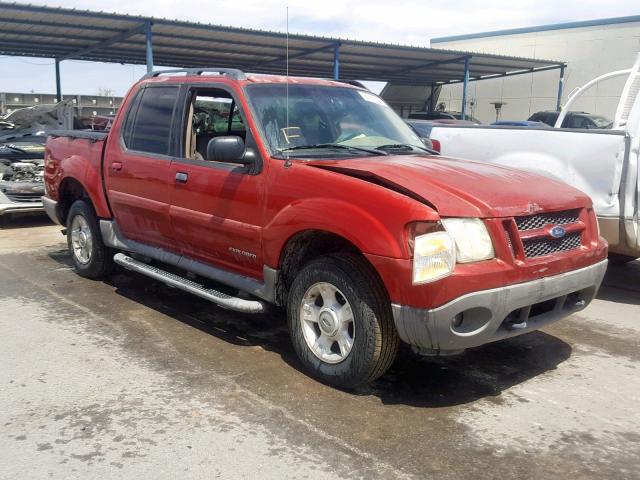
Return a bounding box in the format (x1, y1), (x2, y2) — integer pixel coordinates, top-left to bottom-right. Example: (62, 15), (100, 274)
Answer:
(245, 84), (425, 157)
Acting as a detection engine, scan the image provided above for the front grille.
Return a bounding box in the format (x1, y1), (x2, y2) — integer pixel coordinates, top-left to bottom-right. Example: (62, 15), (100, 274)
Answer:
(522, 232), (582, 258)
(515, 209), (580, 231)
(4, 192), (42, 203)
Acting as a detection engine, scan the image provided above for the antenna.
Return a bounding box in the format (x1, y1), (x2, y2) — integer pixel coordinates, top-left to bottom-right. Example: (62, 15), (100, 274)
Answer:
(286, 5), (289, 128)
(284, 6), (292, 167)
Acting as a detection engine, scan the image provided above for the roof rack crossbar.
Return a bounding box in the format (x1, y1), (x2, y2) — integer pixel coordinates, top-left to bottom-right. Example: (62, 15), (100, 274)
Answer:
(322, 78), (369, 90)
(142, 68), (246, 80)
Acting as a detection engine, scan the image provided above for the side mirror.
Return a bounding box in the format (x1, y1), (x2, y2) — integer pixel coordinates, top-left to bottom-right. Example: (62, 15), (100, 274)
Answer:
(206, 136), (254, 165)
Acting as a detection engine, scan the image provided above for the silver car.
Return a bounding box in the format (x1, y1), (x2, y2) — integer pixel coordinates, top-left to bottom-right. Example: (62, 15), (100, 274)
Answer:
(0, 141), (46, 217)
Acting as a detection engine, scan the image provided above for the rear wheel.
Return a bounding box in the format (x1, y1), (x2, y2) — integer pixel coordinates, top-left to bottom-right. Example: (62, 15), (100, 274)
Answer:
(287, 253), (399, 388)
(608, 253), (638, 266)
(66, 199), (113, 278)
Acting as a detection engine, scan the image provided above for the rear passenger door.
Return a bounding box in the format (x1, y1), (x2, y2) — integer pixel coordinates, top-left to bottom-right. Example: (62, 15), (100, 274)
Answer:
(104, 85), (180, 250)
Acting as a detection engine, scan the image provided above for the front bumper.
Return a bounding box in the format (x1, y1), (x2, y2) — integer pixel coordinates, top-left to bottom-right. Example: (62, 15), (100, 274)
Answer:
(0, 186), (45, 217)
(0, 200), (44, 216)
(392, 259), (608, 352)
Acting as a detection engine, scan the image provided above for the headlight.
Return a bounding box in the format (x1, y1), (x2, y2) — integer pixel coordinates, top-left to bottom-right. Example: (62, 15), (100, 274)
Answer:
(412, 231), (456, 284)
(441, 218), (495, 263)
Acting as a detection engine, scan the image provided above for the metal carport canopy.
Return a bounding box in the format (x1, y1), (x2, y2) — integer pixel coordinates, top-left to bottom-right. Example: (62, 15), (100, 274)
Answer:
(0, 1), (565, 113)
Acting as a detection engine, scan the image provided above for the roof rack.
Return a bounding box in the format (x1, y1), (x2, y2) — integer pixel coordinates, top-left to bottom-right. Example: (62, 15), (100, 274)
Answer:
(142, 68), (246, 80)
(330, 79), (369, 90)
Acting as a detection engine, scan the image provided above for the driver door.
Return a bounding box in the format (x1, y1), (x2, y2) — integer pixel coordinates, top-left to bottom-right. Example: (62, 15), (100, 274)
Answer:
(168, 87), (266, 279)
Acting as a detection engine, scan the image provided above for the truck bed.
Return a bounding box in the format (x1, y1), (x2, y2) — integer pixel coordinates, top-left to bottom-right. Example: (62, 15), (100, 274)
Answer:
(47, 131), (108, 175)
(45, 130), (111, 219)
(50, 130), (109, 142)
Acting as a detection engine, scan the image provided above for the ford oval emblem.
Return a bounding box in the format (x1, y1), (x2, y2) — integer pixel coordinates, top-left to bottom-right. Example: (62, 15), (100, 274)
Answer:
(550, 225), (566, 238)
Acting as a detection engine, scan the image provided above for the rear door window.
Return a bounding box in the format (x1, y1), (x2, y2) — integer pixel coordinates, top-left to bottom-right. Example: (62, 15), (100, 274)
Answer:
(125, 86), (179, 156)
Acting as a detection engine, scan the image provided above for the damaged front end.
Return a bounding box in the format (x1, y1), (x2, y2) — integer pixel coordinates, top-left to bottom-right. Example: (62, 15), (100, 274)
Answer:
(0, 101), (74, 218)
(0, 142), (46, 217)
(0, 100), (74, 143)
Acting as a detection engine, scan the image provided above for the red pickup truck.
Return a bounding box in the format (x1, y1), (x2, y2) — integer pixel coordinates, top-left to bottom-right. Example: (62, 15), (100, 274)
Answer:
(43, 69), (607, 388)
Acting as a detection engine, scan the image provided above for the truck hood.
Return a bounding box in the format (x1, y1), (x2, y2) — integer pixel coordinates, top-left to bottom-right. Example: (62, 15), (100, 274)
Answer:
(307, 154), (590, 217)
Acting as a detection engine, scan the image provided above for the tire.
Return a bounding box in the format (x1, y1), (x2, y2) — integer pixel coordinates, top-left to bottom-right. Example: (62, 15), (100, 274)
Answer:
(66, 199), (113, 278)
(608, 253), (638, 266)
(287, 253), (399, 388)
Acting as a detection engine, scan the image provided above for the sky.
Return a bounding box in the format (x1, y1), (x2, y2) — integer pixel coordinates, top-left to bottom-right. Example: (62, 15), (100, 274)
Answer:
(1, 0), (639, 96)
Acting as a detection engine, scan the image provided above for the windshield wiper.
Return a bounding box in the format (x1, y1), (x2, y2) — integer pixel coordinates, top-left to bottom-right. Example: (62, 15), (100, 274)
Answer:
(375, 143), (435, 154)
(280, 143), (388, 156)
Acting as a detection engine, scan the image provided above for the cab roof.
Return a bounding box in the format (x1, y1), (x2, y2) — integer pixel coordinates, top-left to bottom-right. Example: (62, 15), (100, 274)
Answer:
(139, 69), (364, 89)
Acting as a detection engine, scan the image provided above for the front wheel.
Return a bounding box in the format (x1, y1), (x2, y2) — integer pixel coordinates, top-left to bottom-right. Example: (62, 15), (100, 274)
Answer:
(287, 253), (399, 388)
(66, 199), (113, 278)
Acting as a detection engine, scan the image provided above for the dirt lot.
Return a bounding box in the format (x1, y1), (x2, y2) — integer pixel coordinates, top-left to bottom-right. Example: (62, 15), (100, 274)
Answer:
(1, 216), (639, 479)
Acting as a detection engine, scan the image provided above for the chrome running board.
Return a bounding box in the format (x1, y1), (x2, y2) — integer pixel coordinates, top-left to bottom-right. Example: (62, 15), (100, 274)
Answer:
(113, 253), (266, 314)
(100, 220), (278, 303)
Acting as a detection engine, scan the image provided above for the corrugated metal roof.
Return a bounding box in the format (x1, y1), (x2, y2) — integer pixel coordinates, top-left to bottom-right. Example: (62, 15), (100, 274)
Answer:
(0, 2), (564, 85)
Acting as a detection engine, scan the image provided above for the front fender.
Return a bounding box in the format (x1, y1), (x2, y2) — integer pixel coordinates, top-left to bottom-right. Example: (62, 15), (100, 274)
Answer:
(262, 197), (406, 268)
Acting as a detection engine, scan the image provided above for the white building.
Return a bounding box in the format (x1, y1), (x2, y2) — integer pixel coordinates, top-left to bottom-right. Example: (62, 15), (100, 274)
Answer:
(431, 16), (640, 123)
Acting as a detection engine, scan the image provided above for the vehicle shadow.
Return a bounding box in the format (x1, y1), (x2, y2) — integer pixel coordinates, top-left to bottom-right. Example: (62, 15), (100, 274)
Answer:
(107, 268), (572, 408)
(368, 332), (570, 408)
(0, 213), (52, 229)
(598, 261), (640, 305)
(48, 248), (74, 267)
(47, 251), (573, 408)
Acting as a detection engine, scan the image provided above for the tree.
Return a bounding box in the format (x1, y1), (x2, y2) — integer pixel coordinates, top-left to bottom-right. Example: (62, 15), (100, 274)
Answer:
(96, 88), (114, 97)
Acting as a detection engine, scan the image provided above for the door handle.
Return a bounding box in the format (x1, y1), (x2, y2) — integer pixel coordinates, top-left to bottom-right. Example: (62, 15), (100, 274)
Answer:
(111, 161), (123, 172)
(175, 172), (188, 184)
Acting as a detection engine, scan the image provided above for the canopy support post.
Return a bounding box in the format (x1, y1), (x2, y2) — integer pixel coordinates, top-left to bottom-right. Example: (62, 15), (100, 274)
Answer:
(556, 64), (566, 111)
(429, 84), (436, 112)
(145, 20), (154, 73)
(55, 58), (62, 102)
(333, 42), (341, 80)
(461, 56), (470, 120)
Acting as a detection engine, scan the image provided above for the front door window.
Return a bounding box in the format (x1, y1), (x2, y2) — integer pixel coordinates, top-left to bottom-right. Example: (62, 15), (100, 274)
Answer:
(185, 92), (246, 161)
